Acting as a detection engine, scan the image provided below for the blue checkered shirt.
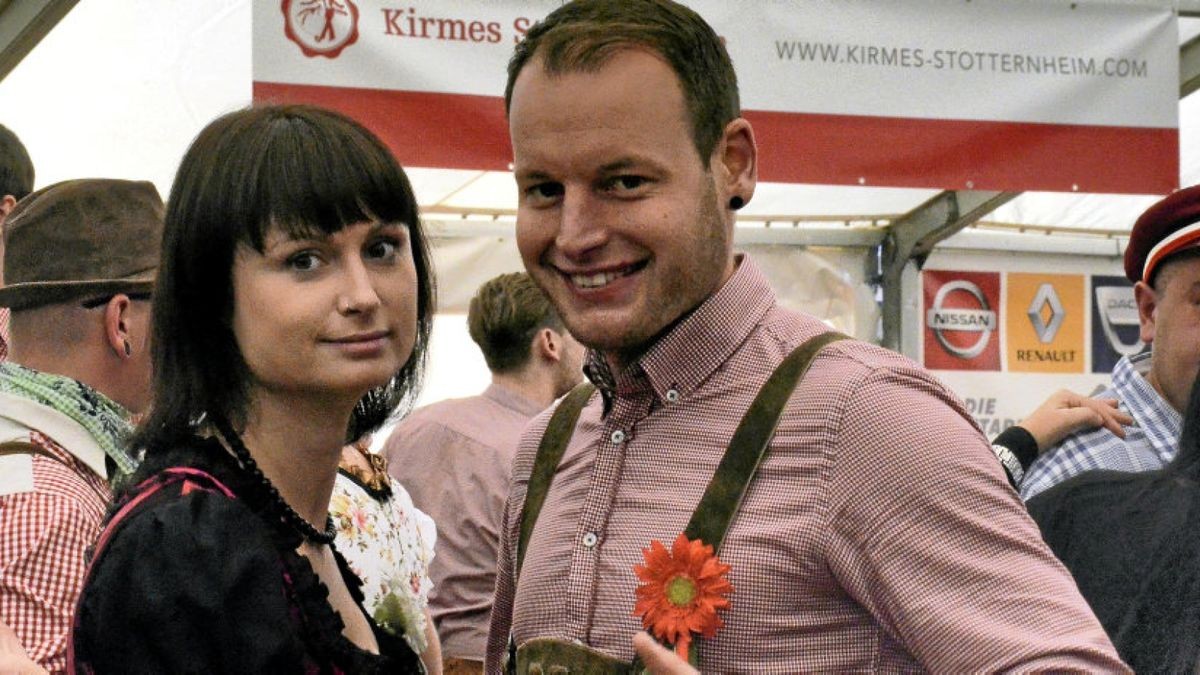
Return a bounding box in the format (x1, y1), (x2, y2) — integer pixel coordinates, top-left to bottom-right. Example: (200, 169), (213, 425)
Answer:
(1019, 352), (1182, 500)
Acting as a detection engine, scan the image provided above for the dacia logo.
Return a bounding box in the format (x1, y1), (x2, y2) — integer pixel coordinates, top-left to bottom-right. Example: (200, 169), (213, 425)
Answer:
(1094, 285), (1144, 356)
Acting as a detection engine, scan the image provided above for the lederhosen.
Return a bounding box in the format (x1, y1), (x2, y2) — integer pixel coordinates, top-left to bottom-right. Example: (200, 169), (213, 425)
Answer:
(507, 332), (846, 674)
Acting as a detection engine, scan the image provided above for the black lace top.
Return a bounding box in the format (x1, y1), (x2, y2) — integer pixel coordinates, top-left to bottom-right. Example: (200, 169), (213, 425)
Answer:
(72, 437), (424, 674)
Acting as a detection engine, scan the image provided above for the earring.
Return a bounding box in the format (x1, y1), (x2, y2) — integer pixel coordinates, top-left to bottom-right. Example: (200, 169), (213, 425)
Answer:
(123, 340), (132, 357)
(729, 196), (745, 210)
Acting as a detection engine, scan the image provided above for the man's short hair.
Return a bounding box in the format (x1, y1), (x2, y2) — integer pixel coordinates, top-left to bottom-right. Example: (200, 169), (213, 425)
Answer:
(468, 272), (564, 373)
(0, 124), (34, 200)
(504, 0), (740, 163)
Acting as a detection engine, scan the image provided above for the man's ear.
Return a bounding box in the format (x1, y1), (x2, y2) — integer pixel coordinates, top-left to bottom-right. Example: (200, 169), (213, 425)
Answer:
(103, 294), (135, 359)
(0, 195), (16, 225)
(713, 118), (757, 210)
(536, 328), (562, 364)
(1134, 280), (1158, 345)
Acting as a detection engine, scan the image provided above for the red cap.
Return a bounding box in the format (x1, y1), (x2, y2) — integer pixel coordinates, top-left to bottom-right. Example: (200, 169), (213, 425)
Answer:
(1124, 184), (1200, 283)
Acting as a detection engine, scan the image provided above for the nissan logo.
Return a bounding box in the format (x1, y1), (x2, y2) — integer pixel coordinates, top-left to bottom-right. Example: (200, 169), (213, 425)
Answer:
(926, 280), (997, 360)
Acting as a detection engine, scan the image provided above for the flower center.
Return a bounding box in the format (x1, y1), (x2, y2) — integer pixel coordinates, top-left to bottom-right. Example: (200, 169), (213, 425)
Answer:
(665, 575), (697, 607)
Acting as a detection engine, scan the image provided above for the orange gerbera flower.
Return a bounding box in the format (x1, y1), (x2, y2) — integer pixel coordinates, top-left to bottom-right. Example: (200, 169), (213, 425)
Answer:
(633, 533), (733, 661)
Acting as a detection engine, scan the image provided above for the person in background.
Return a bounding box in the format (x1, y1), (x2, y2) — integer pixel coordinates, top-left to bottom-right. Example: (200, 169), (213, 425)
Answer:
(1021, 185), (1200, 499)
(0, 179), (161, 674)
(0, 122), (36, 360)
(71, 105), (434, 673)
(385, 271), (584, 674)
(993, 388), (1132, 489)
(333, 435), (442, 673)
(1028, 369), (1200, 672)
(487, 1), (1126, 671)
(0, 124), (33, 219)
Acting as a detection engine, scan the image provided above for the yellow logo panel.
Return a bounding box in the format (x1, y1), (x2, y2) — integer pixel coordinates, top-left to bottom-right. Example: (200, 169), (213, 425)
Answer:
(1006, 273), (1085, 373)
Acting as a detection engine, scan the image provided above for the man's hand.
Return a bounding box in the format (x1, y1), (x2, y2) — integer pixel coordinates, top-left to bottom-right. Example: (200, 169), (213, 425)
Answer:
(0, 620), (46, 675)
(632, 632), (698, 675)
(1019, 390), (1134, 453)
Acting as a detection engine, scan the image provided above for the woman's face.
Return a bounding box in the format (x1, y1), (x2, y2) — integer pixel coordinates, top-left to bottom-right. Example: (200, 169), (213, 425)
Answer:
(230, 220), (419, 404)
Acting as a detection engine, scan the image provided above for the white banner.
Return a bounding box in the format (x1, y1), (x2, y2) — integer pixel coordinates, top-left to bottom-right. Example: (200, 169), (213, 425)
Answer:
(254, 1), (1180, 193)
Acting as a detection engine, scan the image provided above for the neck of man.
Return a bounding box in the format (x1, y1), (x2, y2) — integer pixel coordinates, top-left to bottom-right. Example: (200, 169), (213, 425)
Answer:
(239, 390), (353, 529)
(1143, 366), (1183, 415)
(10, 344), (118, 406)
(490, 367), (562, 410)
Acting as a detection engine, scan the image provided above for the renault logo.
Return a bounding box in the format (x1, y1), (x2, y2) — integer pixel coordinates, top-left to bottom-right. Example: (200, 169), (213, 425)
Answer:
(1027, 283), (1065, 344)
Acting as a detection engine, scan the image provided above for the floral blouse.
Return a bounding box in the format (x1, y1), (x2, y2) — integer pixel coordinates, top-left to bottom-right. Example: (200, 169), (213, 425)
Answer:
(331, 467), (437, 656)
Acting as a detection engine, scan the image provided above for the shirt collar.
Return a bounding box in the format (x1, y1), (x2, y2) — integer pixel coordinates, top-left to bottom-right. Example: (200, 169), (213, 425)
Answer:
(584, 254), (775, 407)
(0, 391), (110, 479)
(1113, 351), (1183, 458)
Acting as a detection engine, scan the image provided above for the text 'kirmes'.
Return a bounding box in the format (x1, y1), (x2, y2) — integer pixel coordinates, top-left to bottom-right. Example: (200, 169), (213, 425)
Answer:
(381, 7), (534, 44)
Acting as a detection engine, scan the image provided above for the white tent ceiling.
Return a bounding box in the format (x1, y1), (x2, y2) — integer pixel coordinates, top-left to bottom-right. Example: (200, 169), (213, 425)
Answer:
(2, 0), (1199, 238)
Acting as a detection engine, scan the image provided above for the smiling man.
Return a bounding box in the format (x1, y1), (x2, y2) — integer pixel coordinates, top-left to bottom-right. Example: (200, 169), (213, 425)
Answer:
(484, 1), (1127, 673)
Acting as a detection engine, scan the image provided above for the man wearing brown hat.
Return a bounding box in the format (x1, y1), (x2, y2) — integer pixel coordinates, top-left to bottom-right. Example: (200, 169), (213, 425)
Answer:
(0, 179), (162, 673)
(1021, 185), (1200, 500)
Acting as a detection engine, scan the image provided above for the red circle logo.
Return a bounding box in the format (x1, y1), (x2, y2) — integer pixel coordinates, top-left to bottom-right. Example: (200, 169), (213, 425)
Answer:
(282, 0), (360, 59)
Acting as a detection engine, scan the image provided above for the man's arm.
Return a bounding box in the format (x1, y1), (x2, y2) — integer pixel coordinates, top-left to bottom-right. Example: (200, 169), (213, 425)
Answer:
(822, 366), (1128, 672)
(483, 487), (520, 674)
(0, 619), (47, 675)
(0, 491), (97, 674)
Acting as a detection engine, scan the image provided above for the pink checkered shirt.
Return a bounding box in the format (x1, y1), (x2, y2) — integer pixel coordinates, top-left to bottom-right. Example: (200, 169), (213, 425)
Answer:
(486, 257), (1126, 673)
(0, 430), (110, 674)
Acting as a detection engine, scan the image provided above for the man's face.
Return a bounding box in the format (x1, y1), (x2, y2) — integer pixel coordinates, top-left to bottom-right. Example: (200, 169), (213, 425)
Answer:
(1136, 253), (1200, 413)
(508, 49), (746, 372)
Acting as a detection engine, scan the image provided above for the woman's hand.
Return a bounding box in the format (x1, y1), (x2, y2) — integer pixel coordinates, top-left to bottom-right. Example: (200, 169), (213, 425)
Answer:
(1019, 390), (1134, 453)
(0, 620), (46, 675)
(632, 632), (698, 675)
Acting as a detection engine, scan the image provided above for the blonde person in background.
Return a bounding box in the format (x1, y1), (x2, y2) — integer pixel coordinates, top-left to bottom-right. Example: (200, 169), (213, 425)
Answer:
(386, 272), (584, 674)
(333, 435), (442, 673)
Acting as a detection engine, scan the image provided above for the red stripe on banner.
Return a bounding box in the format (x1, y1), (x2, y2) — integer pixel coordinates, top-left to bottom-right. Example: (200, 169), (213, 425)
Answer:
(746, 110), (1179, 195)
(254, 81), (514, 171)
(254, 82), (1178, 195)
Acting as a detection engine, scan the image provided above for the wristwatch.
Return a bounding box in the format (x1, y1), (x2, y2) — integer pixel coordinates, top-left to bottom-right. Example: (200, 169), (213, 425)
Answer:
(992, 443), (1024, 485)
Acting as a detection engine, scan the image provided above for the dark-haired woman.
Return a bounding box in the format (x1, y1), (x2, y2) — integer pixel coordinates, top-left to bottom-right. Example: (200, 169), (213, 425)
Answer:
(70, 104), (435, 674)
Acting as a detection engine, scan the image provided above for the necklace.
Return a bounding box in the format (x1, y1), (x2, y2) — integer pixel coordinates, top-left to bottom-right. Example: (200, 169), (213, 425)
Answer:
(213, 415), (337, 545)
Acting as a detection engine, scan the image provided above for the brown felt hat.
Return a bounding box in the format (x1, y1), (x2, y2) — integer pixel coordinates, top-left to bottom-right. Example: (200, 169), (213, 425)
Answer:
(0, 179), (164, 310)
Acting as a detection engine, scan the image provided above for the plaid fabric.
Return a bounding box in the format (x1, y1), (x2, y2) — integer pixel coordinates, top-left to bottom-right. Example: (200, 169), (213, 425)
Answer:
(486, 257), (1126, 673)
(1020, 352), (1181, 500)
(0, 363), (136, 476)
(0, 432), (110, 674)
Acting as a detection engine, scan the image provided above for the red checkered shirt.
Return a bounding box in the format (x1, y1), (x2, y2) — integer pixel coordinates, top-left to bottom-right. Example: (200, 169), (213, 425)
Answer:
(0, 429), (110, 674)
(486, 256), (1127, 673)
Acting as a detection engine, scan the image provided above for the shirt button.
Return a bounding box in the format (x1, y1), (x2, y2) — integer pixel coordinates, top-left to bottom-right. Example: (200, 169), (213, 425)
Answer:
(582, 532), (598, 548)
(665, 388), (680, 403)
(610, 429), (626, 444)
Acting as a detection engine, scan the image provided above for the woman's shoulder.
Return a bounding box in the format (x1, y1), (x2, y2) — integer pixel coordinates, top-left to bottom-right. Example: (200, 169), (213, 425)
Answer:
(87, 442), (283, 588)
(74, 441), (304, 672)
